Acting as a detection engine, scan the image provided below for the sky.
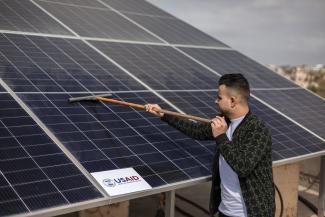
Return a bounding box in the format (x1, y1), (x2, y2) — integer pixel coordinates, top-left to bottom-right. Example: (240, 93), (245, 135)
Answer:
(147, 0), (325, 65)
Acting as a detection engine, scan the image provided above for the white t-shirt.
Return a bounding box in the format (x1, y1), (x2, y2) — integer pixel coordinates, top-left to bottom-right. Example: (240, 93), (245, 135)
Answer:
(218, 116), (247, 217)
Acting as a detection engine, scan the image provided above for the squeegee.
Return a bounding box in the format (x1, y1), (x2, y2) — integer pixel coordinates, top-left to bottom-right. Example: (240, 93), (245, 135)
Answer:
(68, 94), (211, 123)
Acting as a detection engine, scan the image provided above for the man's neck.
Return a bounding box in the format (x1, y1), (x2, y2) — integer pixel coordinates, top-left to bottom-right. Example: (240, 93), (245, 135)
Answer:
(228, 106), (249, 120)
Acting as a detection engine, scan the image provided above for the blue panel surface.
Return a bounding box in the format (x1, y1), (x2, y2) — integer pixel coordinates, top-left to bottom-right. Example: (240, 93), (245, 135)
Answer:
(179, 47), (297, 88)
(42, 0), (105, 8)
(0, 93), (102, 216)
(158, 91), (325, 162)
(252, 89), (325, 139)
(36, 1), (162, 42)
(90, 41), (219, 90)
(0, 0), (72, 35)
(101, 0), (228, 46)
(126, 14), (228, 47)
(101, 0), (173, 17)
(0, 34), (145, 92)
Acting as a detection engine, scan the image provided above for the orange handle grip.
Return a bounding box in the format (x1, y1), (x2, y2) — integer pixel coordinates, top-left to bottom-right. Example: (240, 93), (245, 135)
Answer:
(96, 97), (145, 109)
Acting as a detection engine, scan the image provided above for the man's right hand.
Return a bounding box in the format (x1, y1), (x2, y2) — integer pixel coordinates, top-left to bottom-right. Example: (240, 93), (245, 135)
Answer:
(145, 104), (164, 117)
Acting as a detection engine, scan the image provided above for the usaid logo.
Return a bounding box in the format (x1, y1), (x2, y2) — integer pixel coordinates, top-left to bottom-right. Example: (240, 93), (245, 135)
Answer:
(91, 168), (152, 196)
(103, 176), (140, 187)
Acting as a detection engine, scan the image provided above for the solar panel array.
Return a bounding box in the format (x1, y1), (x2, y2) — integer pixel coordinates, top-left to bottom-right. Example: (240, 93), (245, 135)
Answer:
(0, 0), (324, 216)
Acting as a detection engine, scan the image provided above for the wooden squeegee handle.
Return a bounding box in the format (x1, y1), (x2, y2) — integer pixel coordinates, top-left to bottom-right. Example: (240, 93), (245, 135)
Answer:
(96, 97), (212, 124)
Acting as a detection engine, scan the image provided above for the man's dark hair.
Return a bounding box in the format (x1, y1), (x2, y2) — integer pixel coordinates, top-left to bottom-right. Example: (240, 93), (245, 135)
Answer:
(218, 73), (250, 102)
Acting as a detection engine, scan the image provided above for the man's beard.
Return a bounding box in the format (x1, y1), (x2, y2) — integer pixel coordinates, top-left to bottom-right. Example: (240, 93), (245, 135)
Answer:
(217, 107), (229, 118)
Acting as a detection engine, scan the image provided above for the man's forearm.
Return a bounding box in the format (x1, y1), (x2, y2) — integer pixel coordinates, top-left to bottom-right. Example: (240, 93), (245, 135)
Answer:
(161, 114), (214, 140)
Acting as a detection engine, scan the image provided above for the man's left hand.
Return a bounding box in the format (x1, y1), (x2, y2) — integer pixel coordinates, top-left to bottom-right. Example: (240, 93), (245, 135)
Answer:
(211, 116), (228, 138)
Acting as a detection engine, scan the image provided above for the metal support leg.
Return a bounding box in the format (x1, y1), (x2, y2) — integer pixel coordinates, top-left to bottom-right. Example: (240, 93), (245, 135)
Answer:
(319, 156), (325, 217)
(165, 190), (175, 217)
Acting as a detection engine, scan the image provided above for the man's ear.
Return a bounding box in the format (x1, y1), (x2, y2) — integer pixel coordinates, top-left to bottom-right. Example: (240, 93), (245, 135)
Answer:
(231, 94), (242, 107)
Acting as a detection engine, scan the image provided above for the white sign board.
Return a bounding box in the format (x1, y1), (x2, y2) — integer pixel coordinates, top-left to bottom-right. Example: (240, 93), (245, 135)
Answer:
(91, 168), (152, 196)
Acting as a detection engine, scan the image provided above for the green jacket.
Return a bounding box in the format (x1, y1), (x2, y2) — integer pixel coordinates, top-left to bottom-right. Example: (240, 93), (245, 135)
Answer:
(162, 111), (275, 217)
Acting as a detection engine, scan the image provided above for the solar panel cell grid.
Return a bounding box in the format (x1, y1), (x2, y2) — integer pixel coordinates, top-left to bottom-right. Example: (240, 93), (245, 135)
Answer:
(40, 0), (105, 8)
(179, 47), (297, 88)
(0, 172), (28, 215)
(0, 0), (72, 35)
(36, 0), (162, 42)
(252, 89), (325, 139)
(127, 14), (228, 47)
(101, 0), (173, 17)
(90, 41), (219, 90)
(0, 34), (146, 92)
(0, 93), (102, 215)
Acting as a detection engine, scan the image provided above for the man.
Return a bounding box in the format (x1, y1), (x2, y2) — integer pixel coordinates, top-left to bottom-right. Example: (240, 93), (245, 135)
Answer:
(145, 74), (275, 217)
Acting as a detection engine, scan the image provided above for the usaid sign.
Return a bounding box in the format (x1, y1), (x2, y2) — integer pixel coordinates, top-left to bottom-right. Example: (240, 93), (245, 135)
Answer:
(91, 168), (152, 196)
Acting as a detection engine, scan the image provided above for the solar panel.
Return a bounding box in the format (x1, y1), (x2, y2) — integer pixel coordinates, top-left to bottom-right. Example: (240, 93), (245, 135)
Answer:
(252, 89), (325, 139)
(40, 0), (105, 8)
(0, 33), (146, 92)
(0, 93), (103, 216)
(36, 0), (162, 42)
(158, 91), (325, 163)
(3, 32), (213, 187)
(100, 0), (173, 17)
(0, 0), (324, 215)
(0, 172), (28, 216)
(124, 14), (228, 46)
(0, 0), (72, 35)
(179, 47), (297, 88)
(90, 41), (219, 90)
(18, 92), (213, 187)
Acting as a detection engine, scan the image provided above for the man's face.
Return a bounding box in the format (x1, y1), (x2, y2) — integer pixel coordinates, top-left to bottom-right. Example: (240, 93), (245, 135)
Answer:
(215, 84), (232, 116)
